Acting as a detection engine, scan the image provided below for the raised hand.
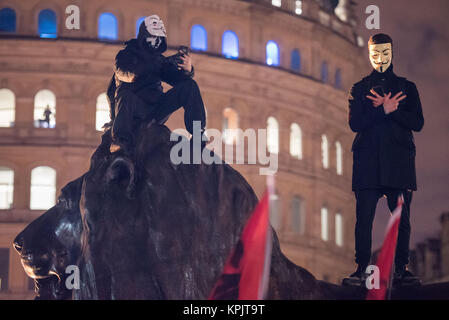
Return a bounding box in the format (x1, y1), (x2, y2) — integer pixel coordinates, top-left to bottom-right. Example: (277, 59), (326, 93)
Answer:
(178, 53), (192, 72)
(383, 91), (407, 114)
(366, 89), (384, 107)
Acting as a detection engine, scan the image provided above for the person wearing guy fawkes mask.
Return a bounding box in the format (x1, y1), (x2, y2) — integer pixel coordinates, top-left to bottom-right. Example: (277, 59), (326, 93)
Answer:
(106, 15), (207, 154)
(343, 34), (424, 287)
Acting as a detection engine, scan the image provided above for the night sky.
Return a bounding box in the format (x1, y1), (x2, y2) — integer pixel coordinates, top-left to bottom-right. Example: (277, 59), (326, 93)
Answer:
(354, 0), (449, 248)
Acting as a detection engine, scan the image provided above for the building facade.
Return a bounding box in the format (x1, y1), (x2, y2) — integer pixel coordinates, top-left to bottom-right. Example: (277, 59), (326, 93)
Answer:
(0, 0), (367, 299)
(409, 212), (449, 283)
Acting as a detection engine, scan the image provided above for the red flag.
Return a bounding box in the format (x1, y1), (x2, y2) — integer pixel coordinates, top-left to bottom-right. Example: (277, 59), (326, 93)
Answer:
(208, 190), (272, 300)
(366, 195), (404, 300)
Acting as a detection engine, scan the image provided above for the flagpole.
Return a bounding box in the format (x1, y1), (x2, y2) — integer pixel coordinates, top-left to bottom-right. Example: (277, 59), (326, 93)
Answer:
(387, 261), (395, 300)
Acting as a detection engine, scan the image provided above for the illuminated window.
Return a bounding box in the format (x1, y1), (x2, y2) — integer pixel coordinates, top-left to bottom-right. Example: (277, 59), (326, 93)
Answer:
(272, 0), (281, 7)
(267, 117), (279, 154)
(96, 93), (109, 131)
(0, 8), (16, 32)
(295, 1), (303, 15)
(335, 213), (343, 247)
(38, 9), (57, 38)
(336, 141), (343, 175)
(98, 13), (118, 40)
(222, 108), (239, 144)
(0, 88), (15, 127)
(136, 16), (145, 37)
(34, 89), (56, 128)
(290, 123), (302, 159)
(321, 134), (329, 169)
(291, 49), (301, 72)
(321, 61), (329, 83)
(266, 41), (279, 66)
(30, 166), (56, 210)
(270, 193), (280, 230)
(357, 35), (364, 47)
(335, 68), (342, 89)
(190, 25), (207, 51)
(222, 30), (239, 59)
(321, 207), (328, 241)
(0, 167), (13, 209)
(291, 196), (305, 234)
(0, 248), (9, 291)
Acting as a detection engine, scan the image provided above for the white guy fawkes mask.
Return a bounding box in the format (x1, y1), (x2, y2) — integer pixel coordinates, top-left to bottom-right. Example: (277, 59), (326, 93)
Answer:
(369, 43), (392, 73)
(144, 15), (167, 38)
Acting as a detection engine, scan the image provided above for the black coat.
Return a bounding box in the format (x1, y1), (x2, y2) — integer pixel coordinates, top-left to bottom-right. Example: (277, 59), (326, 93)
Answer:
(106, 38), (194, 123)
(348, 66), (424, 191)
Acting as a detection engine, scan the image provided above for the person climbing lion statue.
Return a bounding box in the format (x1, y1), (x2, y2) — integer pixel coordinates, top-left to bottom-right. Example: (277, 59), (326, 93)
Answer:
(105, 15), (207, 155)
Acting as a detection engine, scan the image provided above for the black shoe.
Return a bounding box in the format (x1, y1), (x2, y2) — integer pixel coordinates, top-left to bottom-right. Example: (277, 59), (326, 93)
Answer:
(189, 130), (208, 154)
(110, 139), (134, 158)
(342, 265), (368, 286)
(393, 268), (421, 287)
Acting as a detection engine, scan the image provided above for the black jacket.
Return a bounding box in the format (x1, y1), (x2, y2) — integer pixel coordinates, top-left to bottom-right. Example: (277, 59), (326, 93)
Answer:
(348, 66), (424, 191)
(106, 38), (194, 123)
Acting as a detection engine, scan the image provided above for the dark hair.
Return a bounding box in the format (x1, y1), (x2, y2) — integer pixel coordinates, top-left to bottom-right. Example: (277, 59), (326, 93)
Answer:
(368, 33), (393, 46)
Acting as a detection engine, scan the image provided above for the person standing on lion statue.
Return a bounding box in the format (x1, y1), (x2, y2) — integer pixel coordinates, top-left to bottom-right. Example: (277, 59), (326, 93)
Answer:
(343, 33), (424, 287)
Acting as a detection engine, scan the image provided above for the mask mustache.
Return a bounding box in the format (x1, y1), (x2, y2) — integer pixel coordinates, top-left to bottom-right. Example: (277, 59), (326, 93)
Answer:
(146, 37), (161, 48)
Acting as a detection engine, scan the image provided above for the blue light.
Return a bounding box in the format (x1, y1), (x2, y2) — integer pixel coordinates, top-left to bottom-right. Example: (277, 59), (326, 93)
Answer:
(38, 9), (57, 38)
(222, 30), (239, 59)
(136, 16), (145, 37)
(98, 13), (118, 41)
(335, 68), (342, 88)
(0, 8), (16, 32)
(291, 49), (301, 72)
(266, 41), (279, 66)
(321, 61), (328, 83)
(190, 25), (207, 51)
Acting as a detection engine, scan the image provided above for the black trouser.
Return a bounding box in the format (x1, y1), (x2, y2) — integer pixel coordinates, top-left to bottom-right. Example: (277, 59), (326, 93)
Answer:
(112, 79), (206, 144)
(111, 85), (150, 146)
(354, 188), (413, 269)
(154, 78), (206, 134)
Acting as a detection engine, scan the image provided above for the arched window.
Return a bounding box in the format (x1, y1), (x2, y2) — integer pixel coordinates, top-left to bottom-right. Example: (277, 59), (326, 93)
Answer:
(291, 196), (305, 234)
(34, 89), (56, 128)
(290, 123), (302, 159)
(38, 9), (57, 38)
(267, 117), (279, 154)
(270, 193), (280, 230)
(335, 68), (342, 89)
(336, 141), (343, 175)
(0, 167), (14, 209)
(0, 248), (9, 291)
(321, 207), (328, 241)
(0, 8), (16, 32)
(96, 93), (109, 131)
(98, 13), (118, 40)
(321, 61), (329, 83)
(291, 49), (301, 72)
(190, 25), (207, 51)
(335, 213), (343, 247)
(222, 30), (239, 59)
(30, 166), (56, 210)
(272, 0), (282, 7)
(266, 40), (279, 66)
(321, 134), (329, 169)
(136, 16), (145, 37)
(222, 108), (239, 144)
(0, 88), (15, 127)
